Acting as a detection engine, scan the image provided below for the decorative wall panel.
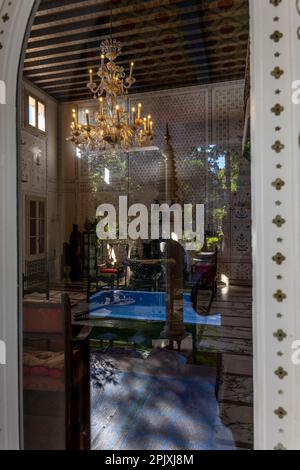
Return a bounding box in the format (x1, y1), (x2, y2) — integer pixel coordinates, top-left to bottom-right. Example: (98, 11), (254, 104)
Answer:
(64, 80), (251, 283)
(21, 130), (46, 194)
(129, 81), (250, 284)
(212, 83), (245, 144)
(20, 82), (60, 280)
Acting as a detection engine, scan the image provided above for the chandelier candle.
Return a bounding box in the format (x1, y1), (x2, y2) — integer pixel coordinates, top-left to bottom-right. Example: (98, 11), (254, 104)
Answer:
(129, 61), (134, 79)
(72, 109), (77, 126)
(132, 107), (136, 125)
(116, 105), (120, 125)
(99, 97), (103, 115)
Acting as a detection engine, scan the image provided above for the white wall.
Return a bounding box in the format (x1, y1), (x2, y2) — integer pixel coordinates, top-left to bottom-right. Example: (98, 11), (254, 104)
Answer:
(250, 0), (300, 450)
(20, 79), (61, 281)
(61, 81), (251, 284)
(0, 0), (35, 450)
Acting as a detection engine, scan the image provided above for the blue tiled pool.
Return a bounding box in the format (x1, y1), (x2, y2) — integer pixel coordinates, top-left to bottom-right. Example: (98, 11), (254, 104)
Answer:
(89, 290), (221, 326)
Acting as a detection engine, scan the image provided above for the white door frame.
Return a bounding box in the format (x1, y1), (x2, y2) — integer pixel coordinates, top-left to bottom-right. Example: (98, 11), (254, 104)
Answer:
(0, 0), (299, 450)
(0, 0), (35, 450)
(250, 0), (300, 450)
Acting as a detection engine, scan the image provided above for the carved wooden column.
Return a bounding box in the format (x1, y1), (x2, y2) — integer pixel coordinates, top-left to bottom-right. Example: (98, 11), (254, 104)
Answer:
(159, 125), (186, 346)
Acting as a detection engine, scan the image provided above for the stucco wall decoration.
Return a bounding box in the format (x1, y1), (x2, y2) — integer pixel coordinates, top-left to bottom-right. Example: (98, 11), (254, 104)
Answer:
(21, 130), (46, 193)
(129, 81), (251, 284)
(269, 0), (287, 451)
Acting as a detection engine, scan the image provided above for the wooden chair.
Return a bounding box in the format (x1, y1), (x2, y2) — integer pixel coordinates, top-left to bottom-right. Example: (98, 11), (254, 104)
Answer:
(190, 249), (218, 313)
(23, 271), (50, 299)
(23, 294), (91, 449)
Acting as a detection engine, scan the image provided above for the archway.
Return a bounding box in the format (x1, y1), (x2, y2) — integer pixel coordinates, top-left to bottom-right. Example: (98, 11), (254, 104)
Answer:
(0, 0), (299, 450)
(0, 0), (37, 450)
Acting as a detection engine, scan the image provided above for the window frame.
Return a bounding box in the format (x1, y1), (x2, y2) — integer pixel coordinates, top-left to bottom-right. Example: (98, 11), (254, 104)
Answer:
(25, 196), (46, 261)
(24, 91), (46, 134)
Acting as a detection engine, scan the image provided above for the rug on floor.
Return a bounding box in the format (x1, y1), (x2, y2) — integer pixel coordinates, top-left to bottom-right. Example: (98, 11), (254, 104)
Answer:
(91, 358), (236, 450)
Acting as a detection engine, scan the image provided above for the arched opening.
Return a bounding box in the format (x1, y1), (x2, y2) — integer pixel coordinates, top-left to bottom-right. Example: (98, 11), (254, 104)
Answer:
(16, 0), (253, 450)
(1, 0), (298, 453)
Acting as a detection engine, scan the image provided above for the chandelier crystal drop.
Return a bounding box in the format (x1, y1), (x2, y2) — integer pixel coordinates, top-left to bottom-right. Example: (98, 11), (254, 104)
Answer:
(67, 37), (154, 155)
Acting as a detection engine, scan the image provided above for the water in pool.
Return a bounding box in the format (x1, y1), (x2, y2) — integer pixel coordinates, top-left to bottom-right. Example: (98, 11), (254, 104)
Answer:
(89, 290), (221, 326)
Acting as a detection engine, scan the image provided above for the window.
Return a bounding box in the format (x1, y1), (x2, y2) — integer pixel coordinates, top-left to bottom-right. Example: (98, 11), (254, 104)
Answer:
(28, 95), (36, 127)
(38, 101), (46, 132)
(104, 167), (110, 184)
(28, 199), (46, 257)
(27, 94), (46, 132)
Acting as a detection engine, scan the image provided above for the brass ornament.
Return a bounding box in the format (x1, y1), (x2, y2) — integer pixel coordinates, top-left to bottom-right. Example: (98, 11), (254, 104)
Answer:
(273, 289), (287, 302)
(272, 252), (286, 265)
(272, 215), (286, 227)
(271, 67), (284, 79)
(271, 103), (284, 115)
(273, 329), (287, 342)
(272, 178), (285, 190)
(1, 13), (9, 23)
(275, 366), (288, 380)
(272, 141), (285, 153)
(270, 31), (283, 42)
(274, 407), (287, 419)
(274, 443), (287, 450)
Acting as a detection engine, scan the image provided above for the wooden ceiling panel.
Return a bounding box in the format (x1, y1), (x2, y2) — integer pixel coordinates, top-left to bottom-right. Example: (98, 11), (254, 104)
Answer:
(23, 0), (249, 101)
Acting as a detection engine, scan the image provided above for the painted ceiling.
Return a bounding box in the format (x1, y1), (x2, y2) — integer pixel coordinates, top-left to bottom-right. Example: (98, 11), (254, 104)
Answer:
(23, 0), (249, 101)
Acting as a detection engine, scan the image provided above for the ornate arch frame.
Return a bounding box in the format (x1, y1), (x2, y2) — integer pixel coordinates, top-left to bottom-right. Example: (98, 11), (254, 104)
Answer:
(0, 0), (300, 450)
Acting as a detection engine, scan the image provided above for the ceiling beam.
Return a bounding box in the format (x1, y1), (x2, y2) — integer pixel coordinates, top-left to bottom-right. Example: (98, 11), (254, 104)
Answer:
(54, 73), (245, 101)
(38, 53), (246, 90)
(23, 28), (247, 72)
(28, 5), (247, 43)
(45, 64), (246, 97)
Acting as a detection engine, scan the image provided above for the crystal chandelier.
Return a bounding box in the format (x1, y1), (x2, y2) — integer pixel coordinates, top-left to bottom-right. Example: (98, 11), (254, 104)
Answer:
(67, 36), (154, 155)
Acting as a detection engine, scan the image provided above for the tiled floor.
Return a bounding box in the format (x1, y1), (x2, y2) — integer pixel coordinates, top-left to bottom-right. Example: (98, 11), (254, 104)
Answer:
(24, 282), (253, 449)
(197, 285), (253, 449)
(91, 351), (236, 450)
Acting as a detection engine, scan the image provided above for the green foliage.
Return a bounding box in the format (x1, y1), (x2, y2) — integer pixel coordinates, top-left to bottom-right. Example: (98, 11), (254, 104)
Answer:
(243, 140), (251, 162)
